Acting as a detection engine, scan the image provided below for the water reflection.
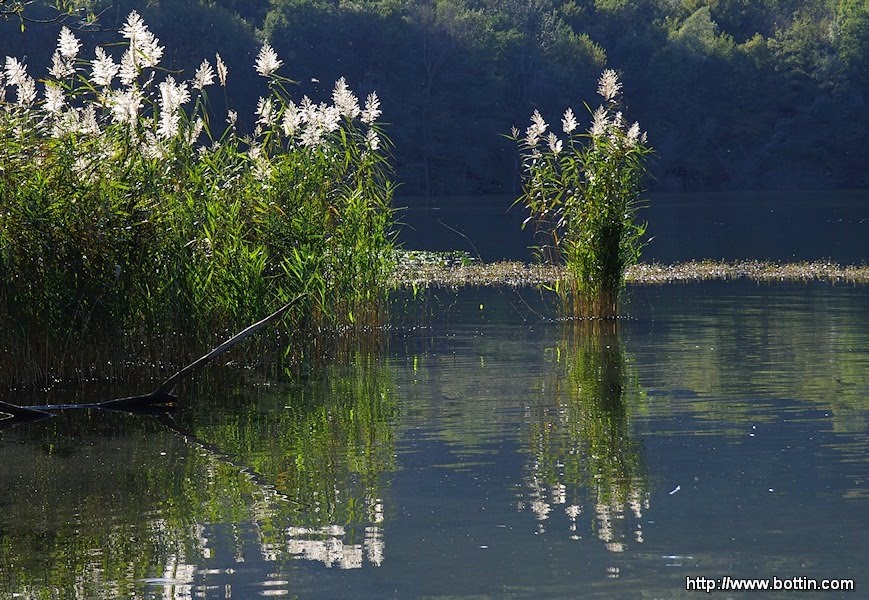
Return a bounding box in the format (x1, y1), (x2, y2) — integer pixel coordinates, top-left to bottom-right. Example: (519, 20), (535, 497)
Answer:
(522, 321), (648, 555)
(0, 358), (397, 598)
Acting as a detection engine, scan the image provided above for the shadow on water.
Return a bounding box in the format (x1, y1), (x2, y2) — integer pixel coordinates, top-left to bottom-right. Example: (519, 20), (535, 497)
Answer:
(0, 357), (398, 598)
(522, 321), (648, 555)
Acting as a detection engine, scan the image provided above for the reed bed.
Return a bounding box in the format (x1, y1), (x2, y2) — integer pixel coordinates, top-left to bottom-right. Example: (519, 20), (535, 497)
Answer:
(513, 70), (651, 318)
(0, 14), (395, 387)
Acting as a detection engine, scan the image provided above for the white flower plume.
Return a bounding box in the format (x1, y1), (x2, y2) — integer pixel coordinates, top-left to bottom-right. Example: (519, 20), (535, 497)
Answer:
(57, 26), (81, 59)
(118, 50), (136, 86)
(4, 58), (36, 105)
(361, 92), (381, 125)
(256, 96), (275, 126)
(597, 69), (621, 102)
(193, 59), (215, 90)
(106, 87), (142, 125)
(44, 82), (65, 114)
(120, 11), (164, 71)
(590, 105), (609, 136)
(157, 76), (190, 139)
(215, 53), (228, 86)
(547, 132), (562, 155)
(366, 128), (380, 151)
(49, 51), (75, 80)
(91, 47), (119, 87)
(332, 77), (360, 119)
(282, 101), (301, 137)
(524, 109), (548, 147)
(297, 95), (340, 147)
(79, 105), (99, 134)
(626, 121), (644, 147)
(16, 76), (36, 105)
(4, 57), (28, 88)
(562, 107), (577, 134)
(255, 43), (282, 77)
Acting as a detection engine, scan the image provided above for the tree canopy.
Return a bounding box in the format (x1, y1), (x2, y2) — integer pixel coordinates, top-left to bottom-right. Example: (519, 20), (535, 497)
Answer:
(2, 0), (866, 195)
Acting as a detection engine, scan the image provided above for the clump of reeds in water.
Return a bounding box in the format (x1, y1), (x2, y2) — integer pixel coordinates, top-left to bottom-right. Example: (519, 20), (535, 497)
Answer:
(513, 70), (651, 318)
(0, 15), (395, 387)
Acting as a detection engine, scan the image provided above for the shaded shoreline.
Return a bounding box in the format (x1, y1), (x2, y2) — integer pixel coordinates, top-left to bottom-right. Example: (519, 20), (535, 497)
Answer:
(393, 255), (869, 288)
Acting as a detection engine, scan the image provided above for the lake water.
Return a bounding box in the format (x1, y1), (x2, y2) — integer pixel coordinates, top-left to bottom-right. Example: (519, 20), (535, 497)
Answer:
(1, 281), (866, 598)
(397, 190), (867, 263)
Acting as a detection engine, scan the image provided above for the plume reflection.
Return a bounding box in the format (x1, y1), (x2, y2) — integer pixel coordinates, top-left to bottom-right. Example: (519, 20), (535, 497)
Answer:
(521, 321), (648, 554)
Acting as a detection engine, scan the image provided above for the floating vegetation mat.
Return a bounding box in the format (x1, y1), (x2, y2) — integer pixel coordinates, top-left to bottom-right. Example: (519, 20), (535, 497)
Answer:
(393, 253), (869, 288)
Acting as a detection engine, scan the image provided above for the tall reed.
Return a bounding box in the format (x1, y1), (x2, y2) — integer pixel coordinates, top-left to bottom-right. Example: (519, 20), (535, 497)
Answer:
(0, 15), (395, 385)
(513, 70), (651, 318)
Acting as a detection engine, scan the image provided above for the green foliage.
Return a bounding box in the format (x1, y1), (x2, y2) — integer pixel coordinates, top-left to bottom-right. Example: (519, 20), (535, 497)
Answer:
(514, 70), (651, 317)
(1, 0), (865, 195)
(835, 0), (869, 71)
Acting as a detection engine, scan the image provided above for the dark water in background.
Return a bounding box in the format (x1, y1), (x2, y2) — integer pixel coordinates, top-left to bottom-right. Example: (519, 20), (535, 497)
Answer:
(1, 282), (866, 598)
(396, 190), (867, 263)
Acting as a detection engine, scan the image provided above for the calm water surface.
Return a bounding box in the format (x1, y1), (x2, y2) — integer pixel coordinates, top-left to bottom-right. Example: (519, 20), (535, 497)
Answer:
(1, 282), (867, 598)
(397, 190), (867, 263)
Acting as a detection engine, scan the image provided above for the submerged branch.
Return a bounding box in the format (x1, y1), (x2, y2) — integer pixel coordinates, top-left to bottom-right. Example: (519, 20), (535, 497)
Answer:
(0, 295), (305, 427)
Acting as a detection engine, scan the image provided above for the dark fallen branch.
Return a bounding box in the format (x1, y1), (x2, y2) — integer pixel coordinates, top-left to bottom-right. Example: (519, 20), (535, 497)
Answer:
(0, 401), (52, 423)
(156, 294), (303, 396)
(0, 295), (304, 429)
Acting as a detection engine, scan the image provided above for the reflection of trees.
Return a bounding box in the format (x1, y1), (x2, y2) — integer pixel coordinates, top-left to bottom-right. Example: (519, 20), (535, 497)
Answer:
(521, 321), (648, 553)
(0, 359), (396, 598)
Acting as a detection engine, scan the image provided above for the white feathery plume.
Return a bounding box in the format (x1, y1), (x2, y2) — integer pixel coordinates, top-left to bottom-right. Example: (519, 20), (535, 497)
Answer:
(79, 105), (99, 134)
(120, 11), (164, 69)
(44, 83), (65, 114)
(192, 59), (215, 90)
(118, 50), (138, 86)
(227, 110), (238, 126)
(361, 92), (381, 125)
(597, 69), (621, 102)
(626, 122), (641, 147)
(300, 125), (323, 148)
(49, 51), (75, 79)
(547, 132), (562, 155)
(185, 118), (204, 146)
(16, 76), (36, 105)
(590, 105), (608, 137)
(57, 26), (81, 59)
(254, 43), (282, 77)
(332, 77), (360, 119)
(366, 128), (380, 151)
(561, 107), (577, 134)
(159, 76), (190, 112)
(157, 76), (190, 139)
(106, 87), (143, 125)
(524, 109), (548, 147)
(215, 53), (228, 86)
(91, 47), (119, 87)
(531, 109), (547, 133)
(4, 56), (28, 88)
(282, 101), (301, 137)
(255, 97), (274, 126)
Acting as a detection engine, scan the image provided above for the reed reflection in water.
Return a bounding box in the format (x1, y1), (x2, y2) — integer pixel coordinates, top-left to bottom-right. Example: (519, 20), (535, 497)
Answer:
(0, 358), (398, 598)
(522, 321), (648, 555)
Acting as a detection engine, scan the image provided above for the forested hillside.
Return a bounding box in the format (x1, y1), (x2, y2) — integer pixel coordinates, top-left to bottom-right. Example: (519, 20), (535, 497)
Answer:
(3, 0), (866, 195)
